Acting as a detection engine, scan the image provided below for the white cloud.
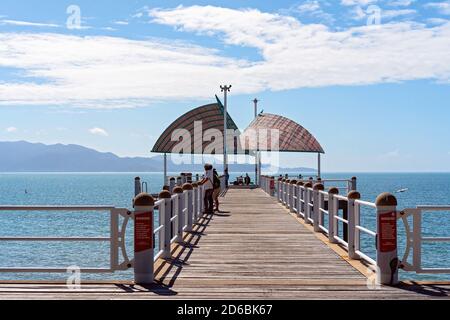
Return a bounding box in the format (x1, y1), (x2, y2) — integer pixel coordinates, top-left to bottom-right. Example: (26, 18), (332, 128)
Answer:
(292, 0), (335, 24)
(383, 9), (417, 18)
(388, 0), (416, 6)
(427, 17), (450, 24)
(114, 21), (129, 25)
(89, 127), (109, 137)
(0, 5), (449, 108)
(341, 0), (377, 6)
(425, 1), (450, 15)
(5, 127), (17, 133)
(0, 19), (59, 28)
(298, 1), (322, 12)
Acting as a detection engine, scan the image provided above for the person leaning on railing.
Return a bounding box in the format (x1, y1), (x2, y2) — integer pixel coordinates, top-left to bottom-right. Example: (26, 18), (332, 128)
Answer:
(200, 164), (214, 214)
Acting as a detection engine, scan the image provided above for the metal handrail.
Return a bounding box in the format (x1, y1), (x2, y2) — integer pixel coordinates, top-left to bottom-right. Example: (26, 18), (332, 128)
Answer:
(0, 206), (131, 273)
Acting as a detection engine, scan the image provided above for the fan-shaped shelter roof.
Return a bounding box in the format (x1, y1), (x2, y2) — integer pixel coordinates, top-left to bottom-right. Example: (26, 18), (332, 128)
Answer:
(152, 96), (239, 154)
(242, 113), (324, 154)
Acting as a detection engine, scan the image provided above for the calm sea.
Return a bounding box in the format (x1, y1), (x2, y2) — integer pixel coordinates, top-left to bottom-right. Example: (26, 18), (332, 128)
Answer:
(0, 172), (449, 282)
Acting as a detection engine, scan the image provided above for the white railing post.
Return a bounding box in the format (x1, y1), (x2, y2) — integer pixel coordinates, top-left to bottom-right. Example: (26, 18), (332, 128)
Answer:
(173, 186), (184, 243)
(277, 178), (282, 202)
(133, 193), (155, 284)
(183, 183), (194, 232)
(159, 190), (172, 260)
(192, 183), (198, 222)
(289, 180), (297, 213)
(328, 187), (339, 244)
(297, 182), (304, 216)
(284, 179), (291, 208)
(303, 182), (313, 223)
(312, 183), (324, 232)
(375, 193), (399, 286)
(347, 191), (361, 260)
(283, 180), (287, 205)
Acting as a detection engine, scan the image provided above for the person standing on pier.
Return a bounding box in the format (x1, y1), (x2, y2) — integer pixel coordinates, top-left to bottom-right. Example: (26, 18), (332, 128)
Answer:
(224, 168), (230, 189)
(201, 164), (214, 214)
(212, 169), (221, 212)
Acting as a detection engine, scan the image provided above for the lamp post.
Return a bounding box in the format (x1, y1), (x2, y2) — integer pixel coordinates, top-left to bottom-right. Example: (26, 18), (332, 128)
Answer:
(220, 85), (232, 175)
(253, 98), (259, 186)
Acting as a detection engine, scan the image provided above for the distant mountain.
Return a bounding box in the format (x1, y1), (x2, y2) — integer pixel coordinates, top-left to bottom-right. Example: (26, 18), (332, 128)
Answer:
(0, 141), (316, 173)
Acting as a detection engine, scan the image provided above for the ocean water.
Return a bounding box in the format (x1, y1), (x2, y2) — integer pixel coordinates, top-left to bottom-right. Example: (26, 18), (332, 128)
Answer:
(0, 172), (449, 282)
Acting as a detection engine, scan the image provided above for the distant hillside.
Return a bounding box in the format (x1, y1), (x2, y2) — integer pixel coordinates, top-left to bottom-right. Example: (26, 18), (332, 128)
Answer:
(0, 141), (316, 173)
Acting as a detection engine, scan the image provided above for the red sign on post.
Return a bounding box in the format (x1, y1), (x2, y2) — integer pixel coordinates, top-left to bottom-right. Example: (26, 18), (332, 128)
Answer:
(134, 211), (153, 253)
(378, 211), (397, 253)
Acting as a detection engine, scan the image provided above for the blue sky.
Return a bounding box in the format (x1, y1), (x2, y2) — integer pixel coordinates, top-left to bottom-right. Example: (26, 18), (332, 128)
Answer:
(0, 0), (449, 172)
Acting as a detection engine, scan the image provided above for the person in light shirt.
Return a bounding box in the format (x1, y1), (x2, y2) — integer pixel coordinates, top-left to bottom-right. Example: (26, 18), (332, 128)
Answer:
(200, 164), (214, 214)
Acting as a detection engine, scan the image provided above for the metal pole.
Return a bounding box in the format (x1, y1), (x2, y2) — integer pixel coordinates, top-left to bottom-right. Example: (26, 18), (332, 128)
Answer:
(317, 153), (321, 179)
(163, 153), (168, 186)
(253, 98), (259, 186)
(220, 85), (232, 175)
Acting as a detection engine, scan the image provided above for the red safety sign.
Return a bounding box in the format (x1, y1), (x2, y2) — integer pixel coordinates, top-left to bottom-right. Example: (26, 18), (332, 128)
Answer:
(134, 211), (153, 253)
(378, 211), (397, 253)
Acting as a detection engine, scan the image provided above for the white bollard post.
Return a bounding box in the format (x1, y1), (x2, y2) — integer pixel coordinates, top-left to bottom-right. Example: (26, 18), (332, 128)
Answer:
(313, 183), (324, 232)
(183, 183), (194, 232)
(347, 191), (361, 260)
(159, 190), (172, 260)
(172, 186), (184, 244)
(133, 193), (155, 284)
(328, 187), (339, 244)
(375, 193), (399, 286)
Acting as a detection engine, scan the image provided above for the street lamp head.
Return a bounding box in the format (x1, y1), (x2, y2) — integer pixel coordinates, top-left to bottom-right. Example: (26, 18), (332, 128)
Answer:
(220, 85), (232, 92)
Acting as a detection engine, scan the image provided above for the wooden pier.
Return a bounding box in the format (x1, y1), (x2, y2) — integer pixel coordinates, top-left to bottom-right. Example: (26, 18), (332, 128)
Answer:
(0, 188), (449, 300)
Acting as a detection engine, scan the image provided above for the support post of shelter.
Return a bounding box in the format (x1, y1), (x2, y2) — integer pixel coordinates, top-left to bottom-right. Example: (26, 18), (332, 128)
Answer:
(317, 153), (321, 179)
(163, 153), (168, 186)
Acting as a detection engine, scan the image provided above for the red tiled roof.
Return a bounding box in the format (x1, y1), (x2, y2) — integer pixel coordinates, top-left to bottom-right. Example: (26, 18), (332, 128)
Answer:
(151, 100), (239, 154)
(242, 113), (324, 153)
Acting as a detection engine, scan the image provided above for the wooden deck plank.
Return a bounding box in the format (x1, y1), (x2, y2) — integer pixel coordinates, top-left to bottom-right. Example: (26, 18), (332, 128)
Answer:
(0, 188), (449, 300)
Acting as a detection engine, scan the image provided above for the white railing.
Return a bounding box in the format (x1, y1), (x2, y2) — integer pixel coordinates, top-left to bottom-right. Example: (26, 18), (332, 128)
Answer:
(153, 183), (206, 262)
(0, 180), (207, 279)
(399, 206), (450, 274)
(276, 176), (356, 195)
(262, 176), (378, 268)
(261, 175), (450, 283)
(0, 206), (132, 273)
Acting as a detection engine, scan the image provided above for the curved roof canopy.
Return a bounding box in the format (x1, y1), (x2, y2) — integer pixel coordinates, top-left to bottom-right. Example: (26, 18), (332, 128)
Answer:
(242, 113), (324, 154)
(152, 96), (239, 154)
